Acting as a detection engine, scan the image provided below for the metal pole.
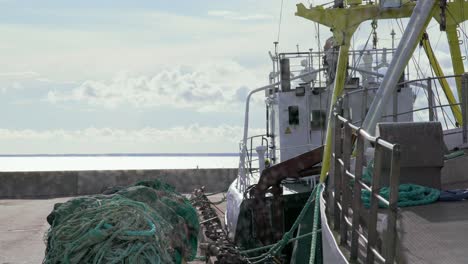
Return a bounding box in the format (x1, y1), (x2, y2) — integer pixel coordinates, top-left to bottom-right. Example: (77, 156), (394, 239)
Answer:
(240, 84), (277, 191)
(333, 101), (343, 231)
(428, 78), (435, 122)
(462, 74), (468, 144)
(280, 58), (291, 92)
(393, 88), (398, 122)
(362, 0), (437, 135)
(348, 66), (384, 78)
(350, 131), (364, 261)
(366, 142), (384, 264)
(359, 86), (368, 126)
(270, 106), (276, 164)
(340, 121), (352, 246)
(385, 145), (401, 264)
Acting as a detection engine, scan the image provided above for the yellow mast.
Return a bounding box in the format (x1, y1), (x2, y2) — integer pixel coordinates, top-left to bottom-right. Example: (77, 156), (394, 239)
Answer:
(433, 0), (468, 103)
(421, 32), (463, 125)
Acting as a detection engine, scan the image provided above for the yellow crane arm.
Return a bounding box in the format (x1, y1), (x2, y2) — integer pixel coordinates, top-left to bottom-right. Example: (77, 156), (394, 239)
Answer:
(446, 25), (466, 102)
(319, 43), (350, 182)
(433, 1), (468, 103)
(421, 32), (463, 125)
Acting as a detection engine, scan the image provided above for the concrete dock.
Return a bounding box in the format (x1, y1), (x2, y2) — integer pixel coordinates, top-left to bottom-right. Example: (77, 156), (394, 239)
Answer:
(0, 168), (237, 199)
(0, 198), (70, 264)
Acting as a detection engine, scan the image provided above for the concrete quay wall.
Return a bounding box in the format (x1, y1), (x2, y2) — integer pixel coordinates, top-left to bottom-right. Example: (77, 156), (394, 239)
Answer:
(0, 168), (238, 199)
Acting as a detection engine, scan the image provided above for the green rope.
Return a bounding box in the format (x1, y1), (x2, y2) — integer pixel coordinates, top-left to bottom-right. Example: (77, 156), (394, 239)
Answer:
(361, 160), (440, 208)
(194, 256), (206, 261)
(444, 150), (465, 160)
(309, 184), (323, 264)
(361, 183), (440, 208)
(240, 229), (321, 255)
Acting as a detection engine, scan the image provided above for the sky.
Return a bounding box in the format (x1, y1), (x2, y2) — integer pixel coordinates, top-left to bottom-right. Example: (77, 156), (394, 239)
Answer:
(0, 0), (464, 154)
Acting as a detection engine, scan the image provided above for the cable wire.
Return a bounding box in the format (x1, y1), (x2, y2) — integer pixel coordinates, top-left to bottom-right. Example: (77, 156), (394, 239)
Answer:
(276, 0), (285, 43)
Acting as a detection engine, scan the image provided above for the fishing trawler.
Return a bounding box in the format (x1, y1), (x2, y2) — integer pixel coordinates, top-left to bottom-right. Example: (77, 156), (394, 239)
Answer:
(196, 0), (468, 263)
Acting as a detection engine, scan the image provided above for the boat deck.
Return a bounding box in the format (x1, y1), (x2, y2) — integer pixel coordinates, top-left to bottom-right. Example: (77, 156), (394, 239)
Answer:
(397, 199), (468, 264)
(390, 179), (468, 264)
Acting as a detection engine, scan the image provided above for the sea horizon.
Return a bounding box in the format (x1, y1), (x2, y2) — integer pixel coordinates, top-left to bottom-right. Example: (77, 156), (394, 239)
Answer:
(0, 152), (240, 157)
(0, 154), (244, 171)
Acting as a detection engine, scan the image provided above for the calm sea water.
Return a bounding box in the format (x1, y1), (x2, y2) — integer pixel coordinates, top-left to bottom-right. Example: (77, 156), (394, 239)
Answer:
(0, 154), (239, 172)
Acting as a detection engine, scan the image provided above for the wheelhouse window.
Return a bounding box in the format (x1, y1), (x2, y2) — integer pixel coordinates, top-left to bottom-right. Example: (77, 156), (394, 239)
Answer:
(288, 106), (299, 125)
(311, 110), (326, 128)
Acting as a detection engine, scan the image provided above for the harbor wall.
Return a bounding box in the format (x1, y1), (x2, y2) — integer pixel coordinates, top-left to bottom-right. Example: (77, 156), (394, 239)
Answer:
(0, 168), (238, 199)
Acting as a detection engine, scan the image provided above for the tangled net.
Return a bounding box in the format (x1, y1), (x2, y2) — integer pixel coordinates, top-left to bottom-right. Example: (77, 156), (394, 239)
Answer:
(44, 180), (199, 264)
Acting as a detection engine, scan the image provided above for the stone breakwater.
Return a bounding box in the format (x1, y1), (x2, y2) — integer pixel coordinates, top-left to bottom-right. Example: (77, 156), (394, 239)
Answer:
(0, 168), (238, 198)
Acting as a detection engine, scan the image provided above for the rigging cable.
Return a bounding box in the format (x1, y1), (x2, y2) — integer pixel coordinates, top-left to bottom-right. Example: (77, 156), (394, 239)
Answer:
(276, 0), (285, 43)
(345, 25), (374, 83)
(316, 22), (323, 86)
(421, 31), (454, 128)
(423, 30), (443, 77)
(431, 68), (452, 129)
(396, 19), (428, 122)
(397, 19), (456, 127)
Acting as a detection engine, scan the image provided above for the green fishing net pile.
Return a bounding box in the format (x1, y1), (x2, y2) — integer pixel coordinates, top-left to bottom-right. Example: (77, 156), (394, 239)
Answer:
(44, 180), (199, 264)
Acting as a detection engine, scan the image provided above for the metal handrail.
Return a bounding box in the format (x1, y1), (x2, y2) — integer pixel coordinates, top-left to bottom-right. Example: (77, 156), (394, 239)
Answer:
(397, 74), (462, 86)
(381, 103), (461, 118)
(328, 74), (467, 263)
(330, 98), (400, 264)
(239, 134), (269, 178)
(340, 75), (465, 126)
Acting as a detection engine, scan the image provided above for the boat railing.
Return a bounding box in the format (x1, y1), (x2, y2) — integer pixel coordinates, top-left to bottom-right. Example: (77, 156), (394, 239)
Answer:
(387, 75), (468, 144)
(329, 73), (468, 263)
(345, 74), (468, 145)
(244, 134), (269, 173)
(330, 96), (401, 263)
(271, 48), (395, 89)
(237, 134), (269, 186)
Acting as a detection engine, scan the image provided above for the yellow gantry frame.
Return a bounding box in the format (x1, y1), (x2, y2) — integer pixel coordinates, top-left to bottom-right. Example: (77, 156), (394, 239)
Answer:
(296, 2), (417, 182)
(421, 33), (463, 125)
(296, 0), (468, 182)
(433, 1), (468, 103)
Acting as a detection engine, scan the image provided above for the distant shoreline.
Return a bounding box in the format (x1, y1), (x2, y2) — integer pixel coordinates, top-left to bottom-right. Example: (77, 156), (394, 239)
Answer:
(0, 153), (242, 157)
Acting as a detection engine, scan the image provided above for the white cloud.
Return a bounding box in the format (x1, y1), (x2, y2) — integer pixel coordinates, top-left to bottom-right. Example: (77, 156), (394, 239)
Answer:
(1, 81), (22, 93)
(0, 70), (76, 94)
(207, 10), (272, 21)
(0, 71), (40, 79)
(0, 3), (321, 82)
(0, 125), (265, 154)
(47, 61), (267, 111)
